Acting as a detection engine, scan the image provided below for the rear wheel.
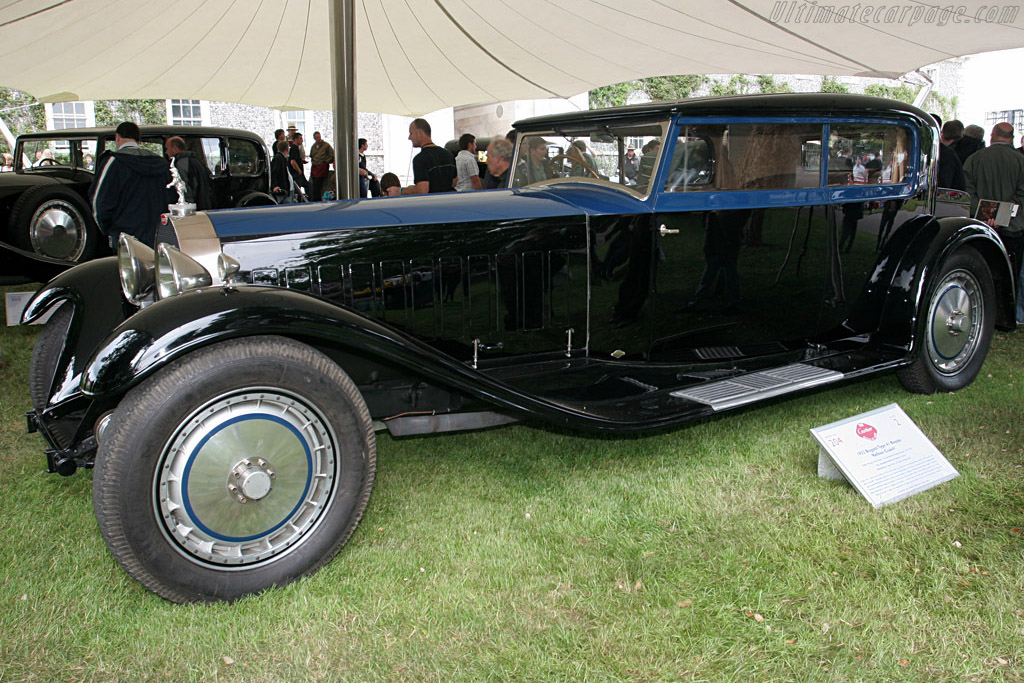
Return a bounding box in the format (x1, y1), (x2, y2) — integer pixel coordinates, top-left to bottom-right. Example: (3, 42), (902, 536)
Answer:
(897, 246), (994, 394)
(10, 185), (98, 262)
(93, 336), (376, 603)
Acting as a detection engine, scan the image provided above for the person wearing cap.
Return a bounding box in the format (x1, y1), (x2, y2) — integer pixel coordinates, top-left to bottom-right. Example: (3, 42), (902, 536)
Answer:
(624, 144), (640, 185)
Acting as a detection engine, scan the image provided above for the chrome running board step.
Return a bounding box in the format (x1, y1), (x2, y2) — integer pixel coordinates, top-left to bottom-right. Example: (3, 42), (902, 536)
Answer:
(670, 363), (844, 411)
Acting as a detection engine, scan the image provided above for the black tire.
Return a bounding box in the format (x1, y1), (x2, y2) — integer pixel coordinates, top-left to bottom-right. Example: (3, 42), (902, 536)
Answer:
(10, 185), (98, 262)
(28, 302), (74, 448)
(897, 246), (994, 394)
(92, 336), (376, 603)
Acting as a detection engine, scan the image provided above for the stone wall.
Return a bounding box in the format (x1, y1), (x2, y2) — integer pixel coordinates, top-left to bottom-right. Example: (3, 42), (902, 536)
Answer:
(207, 103), (386, 176)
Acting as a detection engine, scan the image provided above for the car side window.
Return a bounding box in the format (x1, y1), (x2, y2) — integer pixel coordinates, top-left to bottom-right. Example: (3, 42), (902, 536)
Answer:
(665, 123), (822, 192)
(226, 138), (263, 176)
(137, 139), (165, 157)
(828, 124), (909, 186)
(200, 138), (224, 176)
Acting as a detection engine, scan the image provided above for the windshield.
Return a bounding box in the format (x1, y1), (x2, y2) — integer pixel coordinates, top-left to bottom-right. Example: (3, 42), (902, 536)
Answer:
(509, 119), (669, 196)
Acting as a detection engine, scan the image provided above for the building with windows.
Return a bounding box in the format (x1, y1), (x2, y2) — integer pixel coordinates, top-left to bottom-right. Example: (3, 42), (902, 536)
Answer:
(985, 109), (1024, 136)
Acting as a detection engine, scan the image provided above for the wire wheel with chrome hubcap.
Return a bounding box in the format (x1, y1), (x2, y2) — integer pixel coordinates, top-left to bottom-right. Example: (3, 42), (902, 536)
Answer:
(897, 246), (994, 394)
(93, 336), (376, 603)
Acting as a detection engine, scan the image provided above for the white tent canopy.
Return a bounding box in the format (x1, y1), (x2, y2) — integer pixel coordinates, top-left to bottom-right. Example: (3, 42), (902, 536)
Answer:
(2, 0), (1024, 116)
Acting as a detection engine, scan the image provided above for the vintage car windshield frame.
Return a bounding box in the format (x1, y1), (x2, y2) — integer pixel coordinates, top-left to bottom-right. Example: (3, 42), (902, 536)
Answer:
(509, 118), (671, 199)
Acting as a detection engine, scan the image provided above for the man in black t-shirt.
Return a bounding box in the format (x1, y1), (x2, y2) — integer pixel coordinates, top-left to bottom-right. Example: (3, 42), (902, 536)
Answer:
(288, 131), (312, 199)
(403, 118), (457, 194)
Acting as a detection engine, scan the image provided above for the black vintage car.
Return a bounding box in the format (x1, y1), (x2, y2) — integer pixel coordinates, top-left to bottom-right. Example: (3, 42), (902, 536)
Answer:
(22, 94), (1016, 603)
(0, 125), (275, 268)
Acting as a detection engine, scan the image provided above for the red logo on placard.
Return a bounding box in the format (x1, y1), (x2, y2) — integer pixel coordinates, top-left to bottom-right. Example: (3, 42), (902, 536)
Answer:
(856, 423), (878, 440)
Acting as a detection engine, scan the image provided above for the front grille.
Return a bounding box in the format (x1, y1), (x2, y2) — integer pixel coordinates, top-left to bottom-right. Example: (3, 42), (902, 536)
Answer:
(155, 221), (179, 248)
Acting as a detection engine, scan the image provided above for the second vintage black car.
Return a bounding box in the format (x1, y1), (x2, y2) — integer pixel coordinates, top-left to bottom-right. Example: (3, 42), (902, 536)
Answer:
(0, 125), (276, 267)
(22, 94), (1016, 603)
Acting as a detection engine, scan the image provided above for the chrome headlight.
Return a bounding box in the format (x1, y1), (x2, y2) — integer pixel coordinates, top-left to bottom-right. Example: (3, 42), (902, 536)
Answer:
(118, 234), (156, 305)
(217, 252), (241, 282)
(157, 243), (213, 299)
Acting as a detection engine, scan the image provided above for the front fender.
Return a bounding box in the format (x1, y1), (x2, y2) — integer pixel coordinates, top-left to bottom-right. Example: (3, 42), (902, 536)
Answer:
(24, 257), (136, 409)
(79, 285), (664, 432)
(873, 215), (1014, 348)
(82, 286), (542, 416)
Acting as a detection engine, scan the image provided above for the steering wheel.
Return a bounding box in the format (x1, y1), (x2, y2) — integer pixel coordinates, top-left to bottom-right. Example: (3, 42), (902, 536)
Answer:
(37, 158), (58, 166)
(548, 153), (600, 179)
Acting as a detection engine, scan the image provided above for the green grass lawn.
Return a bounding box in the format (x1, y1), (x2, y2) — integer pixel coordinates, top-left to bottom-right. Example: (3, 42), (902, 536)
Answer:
(1, 290), (1021, 682)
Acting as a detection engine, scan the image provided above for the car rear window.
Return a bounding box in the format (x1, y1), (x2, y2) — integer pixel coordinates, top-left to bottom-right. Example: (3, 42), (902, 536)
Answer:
(827, 124), (910, 186)
(227, 137), (264, 175)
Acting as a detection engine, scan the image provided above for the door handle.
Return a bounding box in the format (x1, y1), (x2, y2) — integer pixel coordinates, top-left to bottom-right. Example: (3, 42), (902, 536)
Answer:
(659, 224), (679, 236)
(472, 339), (503, 369)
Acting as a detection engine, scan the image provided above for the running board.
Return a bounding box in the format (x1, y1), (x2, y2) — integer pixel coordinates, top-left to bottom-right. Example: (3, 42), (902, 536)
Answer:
(670, 363), (844, 411)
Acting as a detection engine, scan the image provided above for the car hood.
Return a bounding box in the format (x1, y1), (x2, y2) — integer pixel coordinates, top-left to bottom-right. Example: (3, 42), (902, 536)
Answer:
(206, 184), (651, 240)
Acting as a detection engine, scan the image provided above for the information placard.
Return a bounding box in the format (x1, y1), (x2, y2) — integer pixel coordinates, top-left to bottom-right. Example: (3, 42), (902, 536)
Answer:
(5, 291), (51, 326)
(810, 403), (958, 508)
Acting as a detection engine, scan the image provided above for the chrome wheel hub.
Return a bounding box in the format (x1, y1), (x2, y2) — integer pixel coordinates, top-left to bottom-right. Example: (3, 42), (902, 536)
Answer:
(227, 458), (276, 503)
(945, 310), (967, 335)
(155, 389), (338, 567)
(927, 270), (982, 375)
(30, 200), (87, 261)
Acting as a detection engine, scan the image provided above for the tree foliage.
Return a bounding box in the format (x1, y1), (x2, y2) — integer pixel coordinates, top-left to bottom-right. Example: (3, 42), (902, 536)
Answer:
(94, 99), (165, 127)
(863, 83), (918, 103)
(0, 87), (46, 155)
(589, 75), (955, 122)
(589, 82), (635, 109)
(643, 75), (708, 101)
(590, 75), (709, 108)
(709, 75), (754, 96)
(756, 75), (793, 94)
(924, 92), (958, 124)
(819, 76), (850, 94)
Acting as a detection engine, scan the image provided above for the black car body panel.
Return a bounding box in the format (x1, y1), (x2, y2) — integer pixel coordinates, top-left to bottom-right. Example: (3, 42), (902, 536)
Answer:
(20, 93), (1018, 603)
(23, 93), (1016, 461)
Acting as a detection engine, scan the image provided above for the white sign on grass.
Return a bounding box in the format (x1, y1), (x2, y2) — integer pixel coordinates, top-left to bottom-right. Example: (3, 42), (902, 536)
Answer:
(810, 403), (958, 508)
(5, 291), (52, 326)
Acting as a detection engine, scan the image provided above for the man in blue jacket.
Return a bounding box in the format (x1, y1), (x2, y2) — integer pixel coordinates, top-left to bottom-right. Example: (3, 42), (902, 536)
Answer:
(90, 121), (171, 248)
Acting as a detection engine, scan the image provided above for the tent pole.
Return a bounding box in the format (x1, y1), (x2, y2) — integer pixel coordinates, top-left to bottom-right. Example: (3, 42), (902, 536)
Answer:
(329, 0), (358, 200)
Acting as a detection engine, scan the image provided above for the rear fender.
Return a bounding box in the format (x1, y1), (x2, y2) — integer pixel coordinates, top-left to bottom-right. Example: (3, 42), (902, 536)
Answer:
(871, 216), (1014, 349)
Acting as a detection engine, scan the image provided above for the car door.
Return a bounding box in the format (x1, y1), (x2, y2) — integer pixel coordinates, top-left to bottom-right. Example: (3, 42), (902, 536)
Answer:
(648, 121), (833, 363)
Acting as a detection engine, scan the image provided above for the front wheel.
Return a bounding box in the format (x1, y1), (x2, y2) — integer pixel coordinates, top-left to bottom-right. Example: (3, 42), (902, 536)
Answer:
(93, 336), (376, 603)
(897, 246), (994, 394)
